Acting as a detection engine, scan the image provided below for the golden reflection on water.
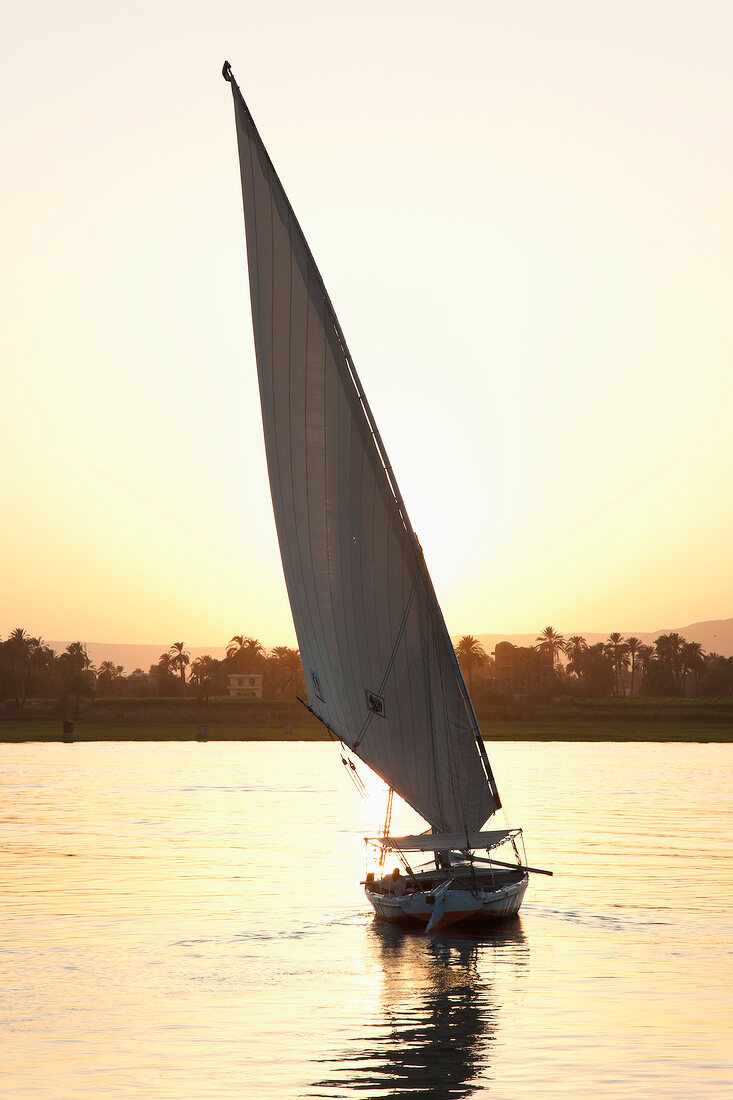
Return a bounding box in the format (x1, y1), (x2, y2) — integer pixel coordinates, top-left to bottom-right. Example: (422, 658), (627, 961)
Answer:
(2, 740), (732, 1098)
(311, 921), (529, 1098)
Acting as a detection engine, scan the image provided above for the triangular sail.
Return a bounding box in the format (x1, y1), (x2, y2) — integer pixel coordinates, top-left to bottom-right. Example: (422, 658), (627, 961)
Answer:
(225, 65), (499, 833)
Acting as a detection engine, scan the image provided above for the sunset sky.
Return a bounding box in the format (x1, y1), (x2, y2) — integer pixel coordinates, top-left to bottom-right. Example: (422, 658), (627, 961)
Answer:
(2, 2), (731, 648)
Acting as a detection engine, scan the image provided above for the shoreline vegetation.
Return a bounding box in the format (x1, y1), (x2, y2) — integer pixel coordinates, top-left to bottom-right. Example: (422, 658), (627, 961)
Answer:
(2, 627), (732, 743)
(2, 698), (732, 743)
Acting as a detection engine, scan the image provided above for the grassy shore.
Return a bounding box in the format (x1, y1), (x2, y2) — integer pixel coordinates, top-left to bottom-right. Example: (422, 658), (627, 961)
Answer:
(480, 697), (733, 742)
(1, 721), (726, 744)
(1, 696), (732, 742)
(0, 719), (329, 743)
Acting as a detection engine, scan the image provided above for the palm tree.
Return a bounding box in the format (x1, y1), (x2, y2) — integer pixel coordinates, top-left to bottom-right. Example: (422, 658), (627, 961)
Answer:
(157, 652), (173, 674)
(64, 641), (94, 671)
(58, 643), (96, 716)
(631, 643), (655, 695)
(226, 635), (265, 672)
(681, 641), (704, 696)
(625, 637), (642, 698)
(5, 628), (32, 707)
(151, 652), (176, 697)
(267, 646), (306, 698)
(227, 635), (246, 658)
(565, 636), (587, 679)
(617, 647), (630, 696)
(654, 633), (686, 694)
(455, 636), (486, 694)
(699, 653), (733, 696)
(605, 633), (629, 697)
(97, 660), (121, 695)
(170, 642), (190, 687)
(582, 642), (615, 697)
(668, 633), (686, 694)
(189, 655), (219, 702)
(535, 627), (566, 671)
(227, 635), (265, 658)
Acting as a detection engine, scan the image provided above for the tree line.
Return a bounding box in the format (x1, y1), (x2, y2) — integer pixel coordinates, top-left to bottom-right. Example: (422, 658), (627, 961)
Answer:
(2, 625), (732, 711)
(0, 630), (305, 710)
(456, 627), (733, 699)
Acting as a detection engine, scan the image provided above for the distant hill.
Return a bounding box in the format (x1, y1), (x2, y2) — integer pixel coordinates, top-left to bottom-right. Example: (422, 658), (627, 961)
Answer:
(47, 616), (733, 673)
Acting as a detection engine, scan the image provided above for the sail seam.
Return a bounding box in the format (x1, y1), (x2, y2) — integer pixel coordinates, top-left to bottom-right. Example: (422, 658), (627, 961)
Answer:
(276, 171), (328, 722)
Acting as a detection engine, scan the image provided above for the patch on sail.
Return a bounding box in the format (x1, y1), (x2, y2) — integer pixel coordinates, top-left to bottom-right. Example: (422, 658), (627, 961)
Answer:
(365, 690), (386, 718)
(310, 669), (325, 702)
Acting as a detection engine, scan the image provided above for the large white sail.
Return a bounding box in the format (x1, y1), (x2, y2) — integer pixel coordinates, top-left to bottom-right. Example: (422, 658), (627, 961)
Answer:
(225, 65), (499, 833)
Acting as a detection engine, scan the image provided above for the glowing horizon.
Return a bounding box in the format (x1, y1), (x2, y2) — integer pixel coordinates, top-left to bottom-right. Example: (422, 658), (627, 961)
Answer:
(2, 3), (731, 647)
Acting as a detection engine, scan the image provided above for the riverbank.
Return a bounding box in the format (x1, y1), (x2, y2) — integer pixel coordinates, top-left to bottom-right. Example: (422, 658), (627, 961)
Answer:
(1, 721), (729, 743)
(0, 719), (327, 743)
(1, 696), (732, 742)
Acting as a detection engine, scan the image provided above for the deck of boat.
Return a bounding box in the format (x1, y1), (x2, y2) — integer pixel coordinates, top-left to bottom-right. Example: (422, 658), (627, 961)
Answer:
(370, 865), (525, 893)
(365, 864), (528, 932)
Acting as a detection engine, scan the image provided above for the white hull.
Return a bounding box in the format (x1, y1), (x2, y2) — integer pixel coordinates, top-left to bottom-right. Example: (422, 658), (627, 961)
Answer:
(365, 873), (528, 933)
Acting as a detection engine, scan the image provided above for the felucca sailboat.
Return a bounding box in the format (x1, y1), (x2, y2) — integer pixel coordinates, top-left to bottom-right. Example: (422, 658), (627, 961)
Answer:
(223, 62), (543, 932)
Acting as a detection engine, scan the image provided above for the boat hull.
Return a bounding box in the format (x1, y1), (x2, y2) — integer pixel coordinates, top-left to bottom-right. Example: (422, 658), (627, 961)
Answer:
(365, 873), (528, 933)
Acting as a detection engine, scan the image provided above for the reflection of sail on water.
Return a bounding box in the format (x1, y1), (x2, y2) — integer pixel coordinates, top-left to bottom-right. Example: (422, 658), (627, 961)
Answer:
(224, 63), (499, 834)
(310, 922), (529, 1099)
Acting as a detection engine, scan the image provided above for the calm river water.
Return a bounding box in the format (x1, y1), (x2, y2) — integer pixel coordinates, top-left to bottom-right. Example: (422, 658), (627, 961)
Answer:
(2, 740), (731, 1098)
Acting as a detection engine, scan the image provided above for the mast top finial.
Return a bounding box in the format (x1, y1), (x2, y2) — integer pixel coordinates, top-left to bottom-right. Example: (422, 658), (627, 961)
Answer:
(222, 60), (233, 82)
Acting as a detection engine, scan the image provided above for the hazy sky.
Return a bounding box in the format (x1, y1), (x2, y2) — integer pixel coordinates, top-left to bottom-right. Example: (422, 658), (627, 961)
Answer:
(2, 2), (731, 648)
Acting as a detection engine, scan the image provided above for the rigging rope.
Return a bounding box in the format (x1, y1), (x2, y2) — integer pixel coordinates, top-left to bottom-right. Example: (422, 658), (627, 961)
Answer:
(341, 752), (368, 798)
(297, 695), (368, 798)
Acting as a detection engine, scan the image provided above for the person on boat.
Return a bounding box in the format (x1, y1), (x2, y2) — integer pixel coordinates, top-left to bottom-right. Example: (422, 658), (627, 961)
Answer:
(380, 867), (406, 896)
